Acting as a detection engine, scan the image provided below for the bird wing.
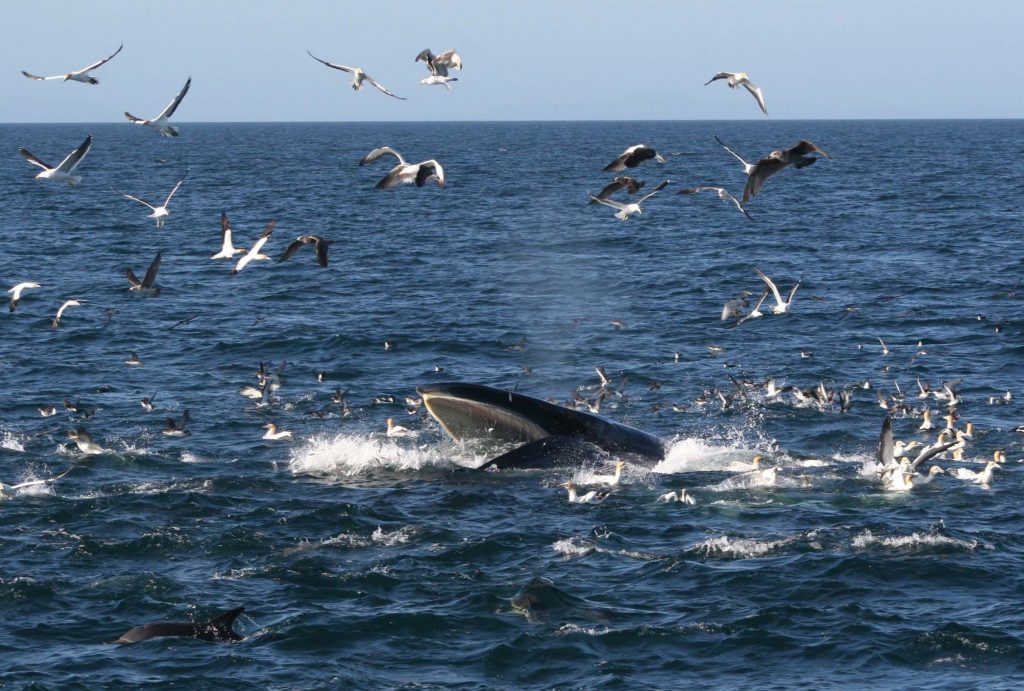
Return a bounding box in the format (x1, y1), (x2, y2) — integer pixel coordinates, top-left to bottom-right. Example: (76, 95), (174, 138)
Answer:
(435, 49), (462, 70)
(742, 81), (767, 115)
(678, 186), (719, 196)
(126, 268), (142, 288)
(56, 134), (92, 173)
(742, 156), (787, 203)
(877, 416), (895, 467)
(908, 438), (960, 472)
(713, 135), (751, 169)
(124, 111), (147, 124)
(726, 191), (754, 220)
(158, 77), (191, 119)
(19, 148), (52, 170)
(594, 179), (626, 200)
(753, 268), (784, 307)
(117, 191), (157, 211)
(142, 252), (162, 288)
(278, 238), (306, 263)
(360, 146), (405, 166)
(790, 139), (831, 159)
(787, 281), (801, 302)
(74, 44), (123, 75)
(704, 72), (732, 86)
(314, 238), (329, 267)
(637, 179), (669, 204)
(415, 160), (444, 187)
(21, 70), (64, 81)
(163, 170), (188, 206)
(220, 211), (232, 247)
(249, 220), (277, 255)
(589, 194), (628, 210)
(307, 51), (355, 73)
(364, 75), (406, 100)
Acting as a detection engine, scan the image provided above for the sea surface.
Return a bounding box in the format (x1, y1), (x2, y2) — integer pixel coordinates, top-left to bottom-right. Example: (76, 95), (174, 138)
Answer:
(1, 120), (1023, 689)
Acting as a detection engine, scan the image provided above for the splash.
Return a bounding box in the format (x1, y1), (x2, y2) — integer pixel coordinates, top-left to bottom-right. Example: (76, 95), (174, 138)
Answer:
(1, 431), (26, 452)
(691, 535), (792, 558)
(288, 433), (450, 476)
(851, 529), (989, 552)
(654, 437), (756, 474)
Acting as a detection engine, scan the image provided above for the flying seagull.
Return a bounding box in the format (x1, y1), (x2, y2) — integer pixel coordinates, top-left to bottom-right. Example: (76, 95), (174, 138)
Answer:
(359, 147), (445, 188)
(589, 180), (669, 220)
(19, 134), (92, 186)
(753, 268), (800, 314)
(279, 235), (330, 268)
(52, 299), (86, 329)
(127, 251), (162, 295)
(415, 48), (462, 91)
(604, 145), (667, 172)
(307, 51), (405, 100)
(704, 71), (767, 115)
(713, 135), (756, 175)
(115, 169), (188, 227)
(8, 282), (42, 312)
(124, 77), (191, 137)
(210, 211), (247, 259)
(231, 220), (276, 275)
(742, 140), (831, 203)
(591, 176), (644, 203)
(677, 186), (753, 220)
(22, 44), (123, 84)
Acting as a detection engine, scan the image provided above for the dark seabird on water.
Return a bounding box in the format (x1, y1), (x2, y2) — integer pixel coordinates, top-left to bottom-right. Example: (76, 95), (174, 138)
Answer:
(20, 134), (92, 186)
(677, 186), (753, 220)
(743, 140), (831, 203)
(704, 71), (768, 115)
(360, 147), (445, 188)
(22, 44), (123, 84)
(278, 236), (330, 268)
(127, 251), (162, 295)
(307, 51), (406, 100)
(604, 145), (667, 172)
(125, 77), (191, 137)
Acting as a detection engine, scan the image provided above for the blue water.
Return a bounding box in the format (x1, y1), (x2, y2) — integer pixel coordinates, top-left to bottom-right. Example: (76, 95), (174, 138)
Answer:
(1, 120), (1023, 688)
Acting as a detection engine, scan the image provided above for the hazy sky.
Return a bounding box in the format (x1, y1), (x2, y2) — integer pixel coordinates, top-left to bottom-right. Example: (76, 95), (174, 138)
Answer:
(2, 0), (1021, 122)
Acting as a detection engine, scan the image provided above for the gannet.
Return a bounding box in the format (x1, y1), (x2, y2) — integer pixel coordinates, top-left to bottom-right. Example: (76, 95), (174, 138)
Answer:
(22, 44), (122, 84)
(677, 185), (753, 220)
(8, 282), (41, 312)
(124, 77), (191, 137)
(307, 51), (405, 99)
(68, 428), (106, 455)
(359, 147), (445, 188)
(19, 134), (92, 186)
(592, 461), (626, 486)
(918, 409), (933, 431)
(885, 464), (944, 491)
(589, 180), (669, 220)
(278, 235), (330, 268)
(51, 299), (85, 329)
(659, 488), (697, 504)
(116, 169), (188, 227)
(704, 71), (767, 115)
(952, 458), (1002, 486)
(262, 423), (293, 440)
(562, 482), (607, 504)
(386, 418), (411, 437)
(713, 135), (756, 175)
(736, 290), (770, 325)
(753, 268), (799, 314)
(743, 140), (831, 203)
(231, 220), (276, 274)
(1, 465), (75, 500)
(210, 212), (247, 259)
(604, 145), (667, 172)
(163, 409), (190, 436)
(592, 176), (644, 202)
(126, 251), (162, 295)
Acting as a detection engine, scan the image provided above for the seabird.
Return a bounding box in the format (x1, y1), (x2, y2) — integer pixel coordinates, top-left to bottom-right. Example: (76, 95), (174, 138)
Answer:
(561, 482), (607, 504)
(878, 336), (890, 356)
(1, 465), (75, 499)
(19, 134), (92, 186)
(591, 176), (644, 202)
(603, 145), (667, 172)
(68, 427), (106, 455)
(163, 409), (190, 436)
(116, 169), (188, 227)
(659, 488), (697, 504)
(952, 458), (1001, 486)
(307, 51), (406, 99)
(8, 282), (42, 312)
(704, 71), (767, 115)
(359, 146), (445, 188)
(591, 461), (626, 486)
(38, 405), (57, 417)
(677, 185), (753, 220)
(415, 48), (462, 91)
(736, 290), (770, 325)
(713, 135), (756, 175)
(126, 352), (143, 366)
(22, 44), (123, 84)
(141, 394), (156, 412)
(589, 180), (669, 220)
(231, 220), (276, 274)
(278, 235), (330, 268)
(386, 418), (412, 437)
(262, 423), (293, 440)
(126, 251), (162, 295)
(742, 140), (831, 203)
(51, 299), (85, 329)
(753, 268), (800, 314)
(210, 211), (247, 259)
(124, 77), (191, 137)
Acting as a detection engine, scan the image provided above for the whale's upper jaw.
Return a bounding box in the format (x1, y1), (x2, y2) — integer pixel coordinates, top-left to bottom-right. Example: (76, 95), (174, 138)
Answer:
(418, 384), (550, 444)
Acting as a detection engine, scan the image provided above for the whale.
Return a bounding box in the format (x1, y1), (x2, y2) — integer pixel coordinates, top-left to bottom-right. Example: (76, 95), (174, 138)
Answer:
(107, 607), (245, 644)
(416, 382), (665, 469)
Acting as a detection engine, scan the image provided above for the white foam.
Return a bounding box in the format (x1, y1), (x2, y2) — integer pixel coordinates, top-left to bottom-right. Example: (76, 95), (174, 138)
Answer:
(552, 537), (596, 558)
(691, 535), (790, 558)
(654, 437), (756, 474)
(288, 433), (451, 476)
(1, 431), (25, 452)
(556, 623), (610, 636)
(371, 525), (414, 546)
(851, 529), (988, 552)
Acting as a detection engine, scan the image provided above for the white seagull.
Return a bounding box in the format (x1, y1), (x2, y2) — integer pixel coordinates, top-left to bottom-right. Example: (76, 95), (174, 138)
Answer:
(126, 251), (162, 296)
(415, 48), (462, 91)
(22, 44), (123, 84)
(124, 77), (191, 137)
(604, 145), (667, 172)
(677, 185), (753, 220)
(19, 134), (92, 186)
(307, 51), (405, 100)
(359, 147), (445, 188)
(8, 282), (42, 312)
(713, 135), (757, 175)
(116, 170), (188, 227)
(753, 268), (800, 314)
(589, 180), (669, 220)
(231, 220), (276, 274)
(52, 299), (85, 329)
(704, 71), (767, 115)
(210, 211), (247, 259)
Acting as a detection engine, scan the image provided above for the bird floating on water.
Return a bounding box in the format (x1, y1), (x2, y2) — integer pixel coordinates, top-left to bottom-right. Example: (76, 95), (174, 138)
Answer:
(589, 180), (669, 220)
(20, 134), (92, 187)
(704, 71), (767, 115)
(125, 77), (191, 137)
(116, 170), (188, 227)
(262, 423), (293, 440)
(359, 146), (445, 188)
(562, 482), (608, 504)
(22, 44), (123, 84)
(307, 51), (405, 99)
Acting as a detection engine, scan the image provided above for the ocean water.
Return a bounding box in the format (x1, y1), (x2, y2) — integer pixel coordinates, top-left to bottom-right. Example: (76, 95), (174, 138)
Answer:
(1, 119), (1023, 689)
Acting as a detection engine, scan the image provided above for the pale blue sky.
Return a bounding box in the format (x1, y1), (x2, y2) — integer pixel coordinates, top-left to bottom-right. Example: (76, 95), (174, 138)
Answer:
(2, 0), (1020, 122)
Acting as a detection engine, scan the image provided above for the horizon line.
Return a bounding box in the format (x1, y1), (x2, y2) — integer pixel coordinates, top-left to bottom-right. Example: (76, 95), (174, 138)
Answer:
(1, 117), (1022, 126)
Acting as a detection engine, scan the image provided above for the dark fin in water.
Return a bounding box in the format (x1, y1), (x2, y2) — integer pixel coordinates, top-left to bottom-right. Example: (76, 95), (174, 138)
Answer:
(202, 606), (245, 641)
(478, 436), (604, 470)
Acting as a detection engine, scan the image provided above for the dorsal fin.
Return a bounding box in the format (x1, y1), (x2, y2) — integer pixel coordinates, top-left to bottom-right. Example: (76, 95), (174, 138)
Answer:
(207, 606), (245, 640)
